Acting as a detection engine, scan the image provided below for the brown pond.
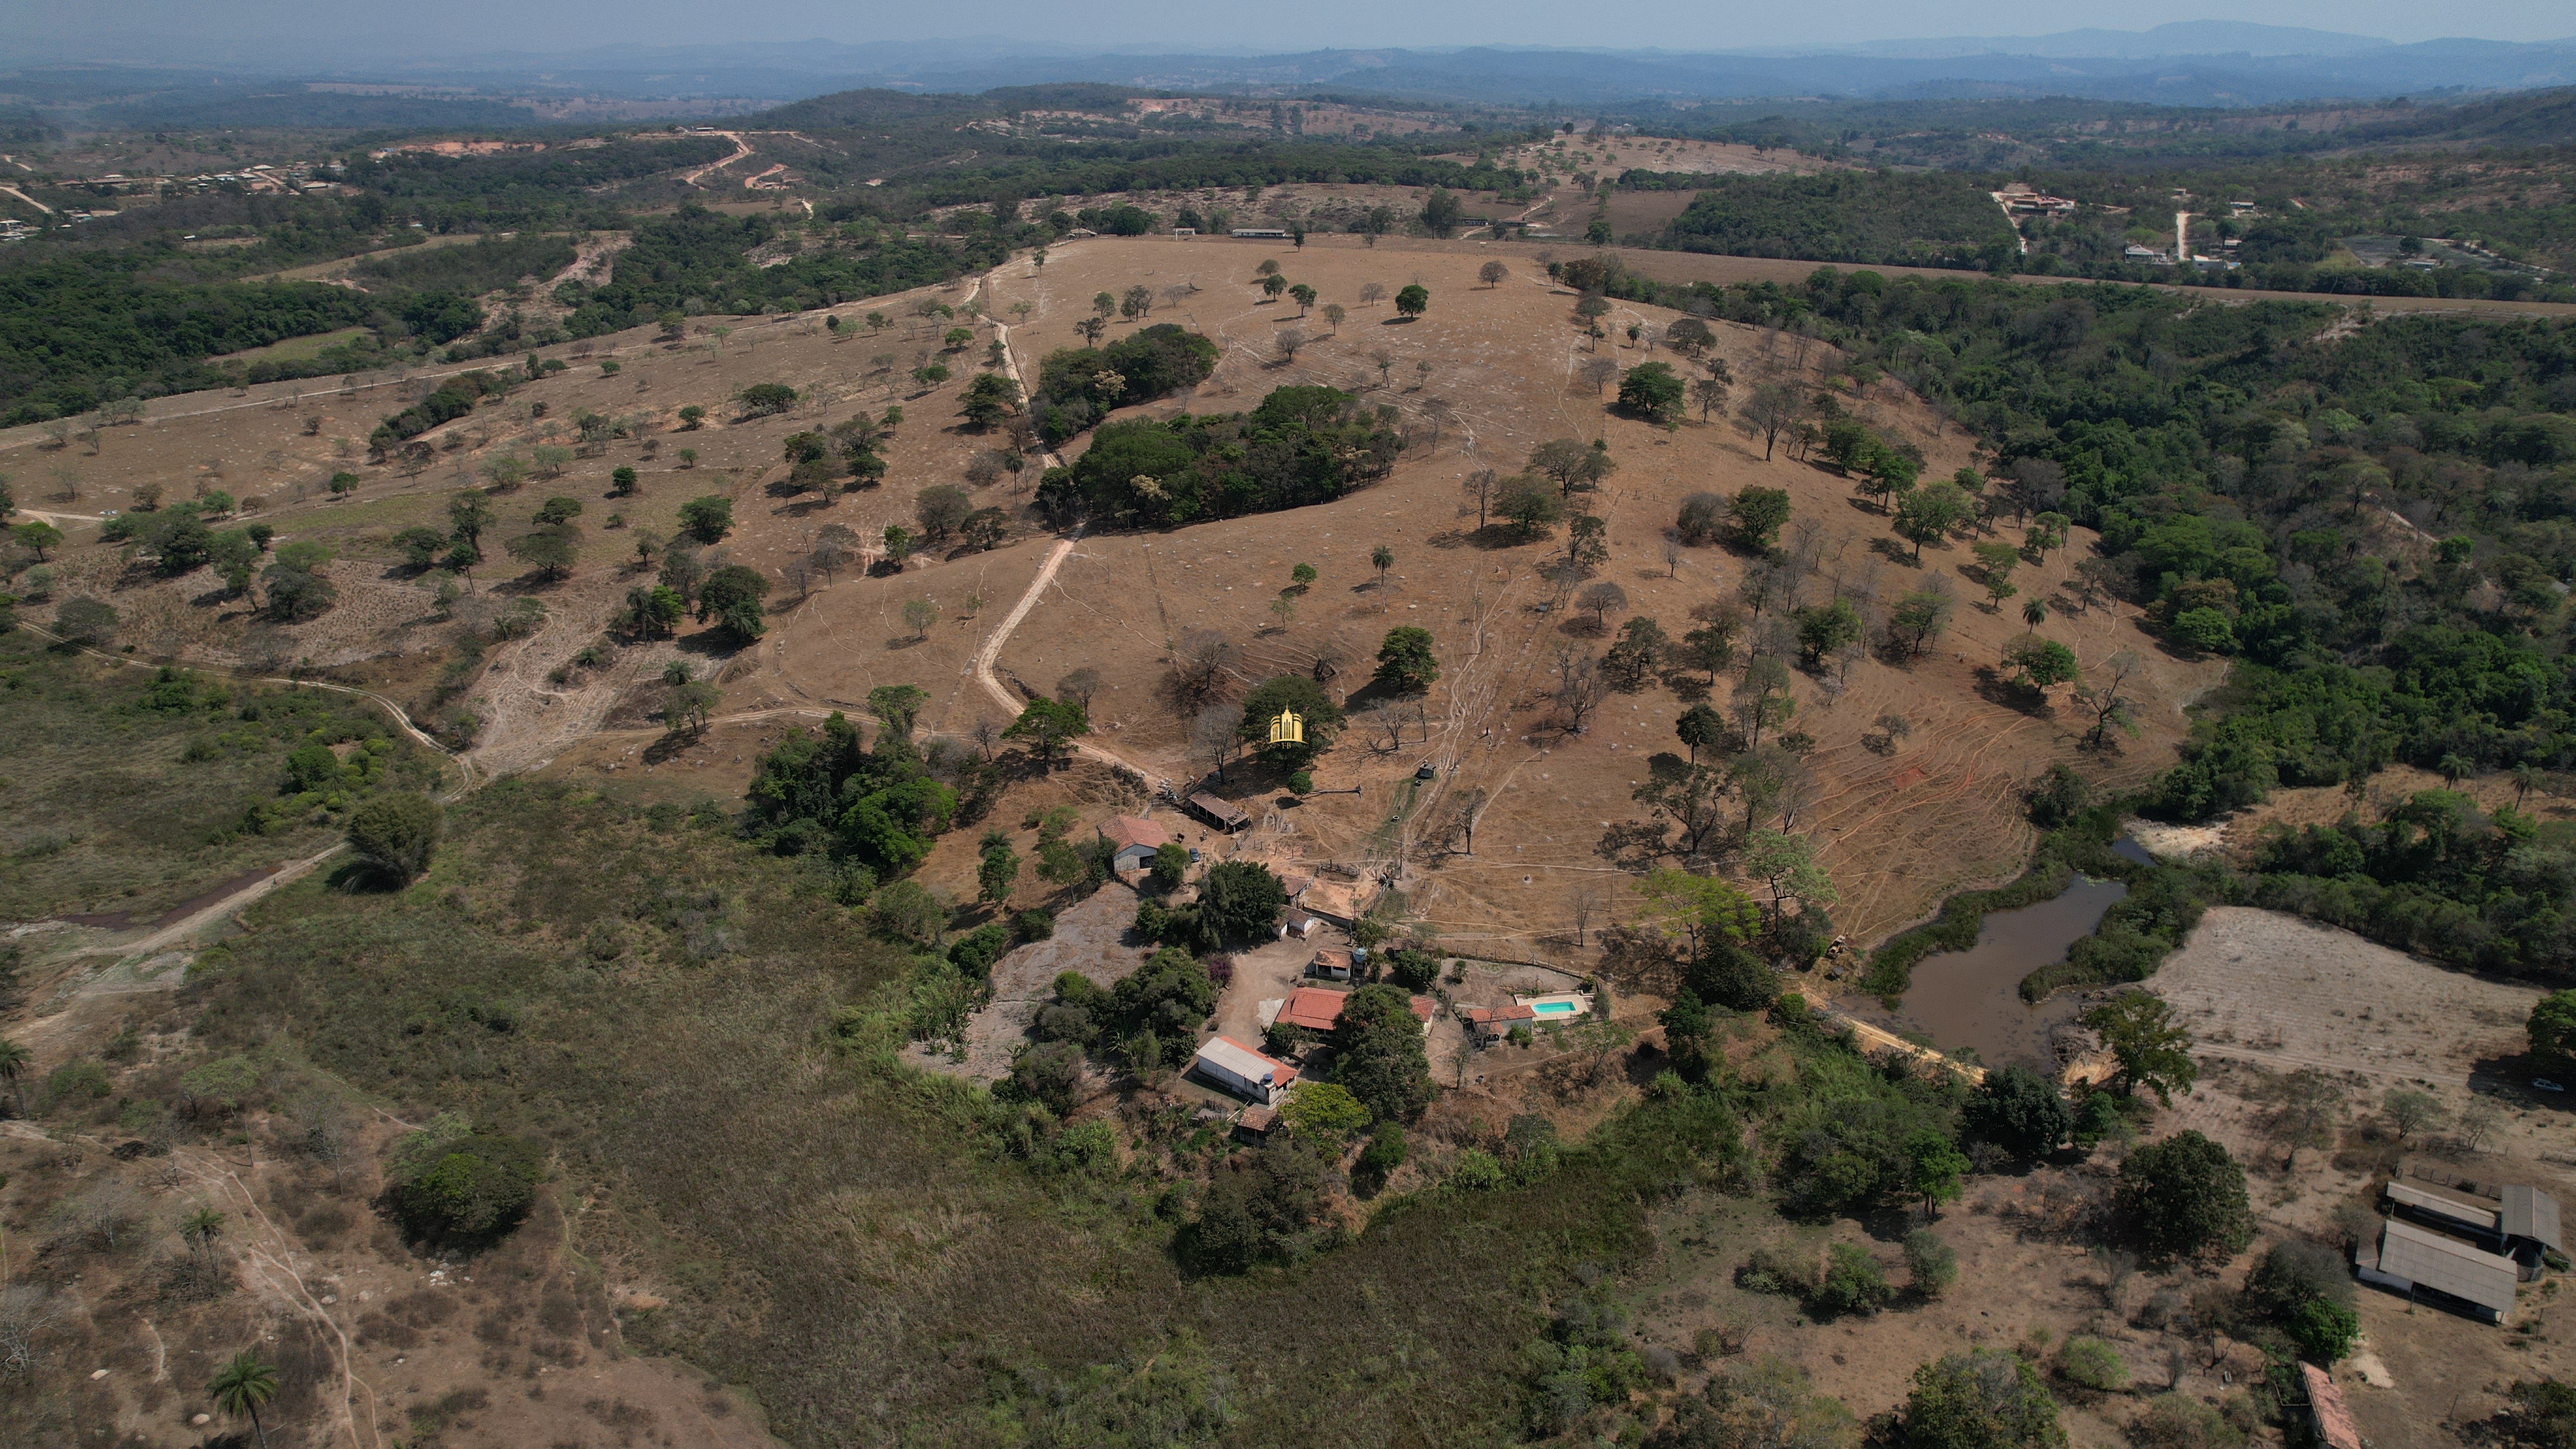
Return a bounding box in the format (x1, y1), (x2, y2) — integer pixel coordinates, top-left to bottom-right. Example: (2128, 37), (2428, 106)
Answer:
(1850, 872), (2131, 1071)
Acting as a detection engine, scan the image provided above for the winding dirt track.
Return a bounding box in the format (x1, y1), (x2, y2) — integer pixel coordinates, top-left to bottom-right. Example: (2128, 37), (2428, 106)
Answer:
(19, 619), (475, 963)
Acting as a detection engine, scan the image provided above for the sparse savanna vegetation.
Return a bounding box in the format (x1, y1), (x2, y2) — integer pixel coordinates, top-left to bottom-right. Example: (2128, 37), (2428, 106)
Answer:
(8, 72), (2576, 1449)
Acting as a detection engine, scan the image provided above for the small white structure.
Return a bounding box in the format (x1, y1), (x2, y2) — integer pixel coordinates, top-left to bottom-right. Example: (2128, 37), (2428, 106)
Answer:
(1229, 227), (1289, 239)
(1098, 814), (1172, 873)
(1191, 1036), (1298, 1105)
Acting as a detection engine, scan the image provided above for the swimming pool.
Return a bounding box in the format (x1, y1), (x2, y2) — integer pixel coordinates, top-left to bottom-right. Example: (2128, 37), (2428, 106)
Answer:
(1515, 993), (1592, 1019)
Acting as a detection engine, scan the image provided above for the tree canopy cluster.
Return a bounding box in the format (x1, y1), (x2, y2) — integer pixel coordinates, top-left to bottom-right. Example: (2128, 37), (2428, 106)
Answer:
(1038, 384), (1402, 528)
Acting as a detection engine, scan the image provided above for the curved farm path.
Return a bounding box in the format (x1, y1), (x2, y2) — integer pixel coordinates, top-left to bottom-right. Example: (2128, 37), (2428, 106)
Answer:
(679, 130), (754, 186)
(18, 620), (477, 970)
(965, 261), (1164, 785)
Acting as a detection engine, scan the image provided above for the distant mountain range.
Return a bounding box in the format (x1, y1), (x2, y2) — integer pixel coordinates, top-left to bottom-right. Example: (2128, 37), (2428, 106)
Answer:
(9, 25), (2576, 121)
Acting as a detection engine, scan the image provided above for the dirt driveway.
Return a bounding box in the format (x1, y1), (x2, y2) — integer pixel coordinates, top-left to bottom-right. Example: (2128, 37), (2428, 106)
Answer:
(907, 885), (1153, 1084)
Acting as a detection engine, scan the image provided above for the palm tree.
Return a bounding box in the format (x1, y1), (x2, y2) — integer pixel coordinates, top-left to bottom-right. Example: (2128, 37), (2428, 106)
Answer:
(2022, 597), (2047, 633)
(208, 1350), (280, 1448)
(1370, 544), (1394, 588)
(2513, 762), (2542, 810)
(2439, 752), (2472, 789)
(181, 1207), (225, 1265)
(0, 1037), (28, 1118)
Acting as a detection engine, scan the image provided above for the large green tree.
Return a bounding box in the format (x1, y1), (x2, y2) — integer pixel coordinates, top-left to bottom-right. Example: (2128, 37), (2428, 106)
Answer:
(2530, 989), (2576, 1070)
(1371, 626), (1440, 695)
(1900, 1350), (2065, 1449)
(1005, 697), (1091, 767)
(1196, 860), (1287, 945)
(1332, 983), (1433, 1123)
(346, 791), (442, 883)
(1237, 675), (1342, 771)
(1617, 362), (1686, 425)
(2081, 992), (2197, 1103)
(2119, 1130), (2253, 1259)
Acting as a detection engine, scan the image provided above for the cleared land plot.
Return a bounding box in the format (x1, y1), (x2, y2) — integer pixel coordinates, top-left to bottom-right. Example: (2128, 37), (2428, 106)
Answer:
(2148, 906), (2540, 1090)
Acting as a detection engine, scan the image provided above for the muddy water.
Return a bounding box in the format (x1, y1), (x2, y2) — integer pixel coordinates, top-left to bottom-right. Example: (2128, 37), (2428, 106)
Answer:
(1854, 873), (2130, 1070)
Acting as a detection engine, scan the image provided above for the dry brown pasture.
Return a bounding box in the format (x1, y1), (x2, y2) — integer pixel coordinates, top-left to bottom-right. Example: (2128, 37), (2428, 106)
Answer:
(966, 235), (2219, 952)
(2, 233), (2226, 962)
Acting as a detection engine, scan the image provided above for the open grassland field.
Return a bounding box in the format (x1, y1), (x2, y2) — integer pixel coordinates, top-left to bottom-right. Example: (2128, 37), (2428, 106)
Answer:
(0, 778), (1742, 1448)
(0, 634), (447, 921)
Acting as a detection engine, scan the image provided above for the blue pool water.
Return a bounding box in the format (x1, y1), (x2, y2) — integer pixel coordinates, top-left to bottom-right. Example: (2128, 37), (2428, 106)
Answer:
(1531, 1001), (1579, 1016)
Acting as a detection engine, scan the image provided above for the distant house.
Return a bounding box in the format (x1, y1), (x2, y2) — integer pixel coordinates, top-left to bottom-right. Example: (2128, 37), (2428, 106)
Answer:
(1098, 815), (1172, 873)
(1308, 949), (1355, 982)
(2301, 1364), (2364, 1449)
(1279, 908), (1322, 941)
(1465, 1004), (1537, 1040)
(1171, 227), (1198, 238)
(2123, 244), (2167, 262)
(1234, 1104), (1278, 1139)
(1229, 227), (1289, 239)
(1191, 1036), (1298, 1105)
(2359, 1217), (2519, 1322)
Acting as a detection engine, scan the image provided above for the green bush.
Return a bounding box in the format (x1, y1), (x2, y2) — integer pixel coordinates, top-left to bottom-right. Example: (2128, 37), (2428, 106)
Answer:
(2125, 1394), (2249, 1449)
(1904, 1228), (1958, 1298)
(381, 1116), (545, 1247)
(1813, 1243), (1893, 1317)
(946, 922), (1013, 978)
(2056, 1336), (2128, 1392)
(1012, 908), (1055, 942)
(1738, 1242), (1817, 1297)
(176, 1055), (258, 1116)
(42, 1059), (113, 1112)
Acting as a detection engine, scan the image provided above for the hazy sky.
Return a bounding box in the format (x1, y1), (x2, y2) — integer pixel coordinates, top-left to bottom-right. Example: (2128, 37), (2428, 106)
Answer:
(8, 0), (2574, 63)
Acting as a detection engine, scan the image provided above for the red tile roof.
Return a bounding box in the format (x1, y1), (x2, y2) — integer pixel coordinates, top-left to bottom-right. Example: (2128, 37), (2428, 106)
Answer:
(2302, 1365), (2363, 1449)
(1277, 987), (1346, 1032)
(1098, 815), (1170, 852)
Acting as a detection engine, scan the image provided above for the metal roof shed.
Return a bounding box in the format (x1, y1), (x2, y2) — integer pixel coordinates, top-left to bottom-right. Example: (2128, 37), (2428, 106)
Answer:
(1190, 1036), (1298, 1106)
(2504, 1185), (2562, 1252)
(2364, 1218), (2518, 1321)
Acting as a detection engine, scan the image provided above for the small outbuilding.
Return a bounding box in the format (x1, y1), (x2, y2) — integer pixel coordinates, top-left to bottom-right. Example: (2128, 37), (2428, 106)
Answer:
(1308, 948), (1355, 981)
(1188, 792), (1252, 832)
(1190, 1036), (1298, 1106)
(2504, 1184), (2562, 1278)
(1278, 908), (1322, 941)
(1098, 814), (1172, 873)
(1465, 1003), (1538, 1041)
(2301, 1364), (2364, 1449)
